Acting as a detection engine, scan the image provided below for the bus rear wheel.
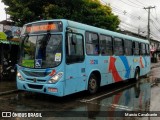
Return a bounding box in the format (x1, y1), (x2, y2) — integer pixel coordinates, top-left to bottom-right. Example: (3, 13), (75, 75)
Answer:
(88, 74), (98, 94)
(134, 68), (140, 91)
(134, 68), (140, 81)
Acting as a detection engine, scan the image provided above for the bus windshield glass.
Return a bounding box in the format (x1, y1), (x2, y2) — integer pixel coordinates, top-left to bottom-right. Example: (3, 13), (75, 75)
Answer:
(19, 34), (62, 68)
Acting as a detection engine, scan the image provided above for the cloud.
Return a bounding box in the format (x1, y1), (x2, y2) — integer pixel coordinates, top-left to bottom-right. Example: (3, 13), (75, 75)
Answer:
(103, 0), (160, 40)
(0, 0), (7, 21)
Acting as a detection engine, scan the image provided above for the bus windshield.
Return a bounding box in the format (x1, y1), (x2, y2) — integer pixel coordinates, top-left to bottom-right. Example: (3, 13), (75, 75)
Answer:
(19, 34), (62, 68)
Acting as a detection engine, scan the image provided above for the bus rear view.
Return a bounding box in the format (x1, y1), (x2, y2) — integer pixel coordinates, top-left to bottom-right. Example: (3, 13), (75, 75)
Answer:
(17, 20), (65, 96)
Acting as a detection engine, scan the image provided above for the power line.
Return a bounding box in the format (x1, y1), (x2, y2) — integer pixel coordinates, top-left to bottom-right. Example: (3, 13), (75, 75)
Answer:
(118, 0), (142, 8)
(120, 22), (139, 30)
(150, 7), (160, 26)
(151, 23), (160, 34)
(101, 0), (159, 40)
(151, 21), (160, 33)
(135, 0), (149, 6)
(101, 0), (147, 22)
(150, 32), (160, 40)
(109, 3), (147, 22)
(154, 7), (158, 19)
(127, 0), (144, 7)
(101, 0), (146, 27)
(150, 15), (160, 29)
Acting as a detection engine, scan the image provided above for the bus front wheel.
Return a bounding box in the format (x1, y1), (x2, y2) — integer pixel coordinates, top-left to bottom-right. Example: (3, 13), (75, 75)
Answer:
(88, 74), (98, 94)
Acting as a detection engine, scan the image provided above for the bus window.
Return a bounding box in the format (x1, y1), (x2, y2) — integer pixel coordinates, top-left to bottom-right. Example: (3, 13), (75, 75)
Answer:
(146, 44), (150, 55)
(124, 40), (132, 55)
(20, 34), (62, 68)
(86, 32), (99, 55)
(100, 34), (113, 55)
(20, 35), (36, 68)
(66, 33), (84, 64)
(140, 43), (146, 55)
(133, 42), (140, 55)
(114, 38), (124, 55)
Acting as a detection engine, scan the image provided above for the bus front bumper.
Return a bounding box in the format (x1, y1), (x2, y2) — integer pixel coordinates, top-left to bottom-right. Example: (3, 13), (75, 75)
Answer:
(16, 79), (64, 97)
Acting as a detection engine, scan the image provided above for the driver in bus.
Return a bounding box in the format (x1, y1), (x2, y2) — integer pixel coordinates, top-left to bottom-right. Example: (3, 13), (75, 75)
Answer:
(37, 42), (46, 60)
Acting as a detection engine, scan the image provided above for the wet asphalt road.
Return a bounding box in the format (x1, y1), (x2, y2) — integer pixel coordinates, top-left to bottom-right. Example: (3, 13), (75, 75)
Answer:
(0, 67), (160, 120)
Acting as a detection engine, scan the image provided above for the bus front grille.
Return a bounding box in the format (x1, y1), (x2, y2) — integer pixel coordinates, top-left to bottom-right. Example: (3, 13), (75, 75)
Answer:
(26, 78), (46, 83)
(27, 84), (43, 89)
(22, 70), (50, 77)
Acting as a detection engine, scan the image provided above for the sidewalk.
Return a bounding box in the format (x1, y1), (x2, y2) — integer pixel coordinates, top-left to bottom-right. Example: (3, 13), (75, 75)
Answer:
(0, 61), (160, 96)
(151, 61), (160, 69)
(0, 79), (17, 95)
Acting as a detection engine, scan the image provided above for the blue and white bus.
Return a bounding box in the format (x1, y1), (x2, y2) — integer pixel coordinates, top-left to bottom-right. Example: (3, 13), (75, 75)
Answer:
(17, 19), (150, 96)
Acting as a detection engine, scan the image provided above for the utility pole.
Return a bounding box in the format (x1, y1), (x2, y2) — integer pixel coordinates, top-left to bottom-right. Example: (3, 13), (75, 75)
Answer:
(144, 6), (155, 42)
(138, 27), (140, 37)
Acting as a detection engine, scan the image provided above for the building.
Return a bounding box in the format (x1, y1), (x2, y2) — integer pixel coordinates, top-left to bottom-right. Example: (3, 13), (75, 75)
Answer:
(120, 30), (160, 63)
(0, 20), (20, 80)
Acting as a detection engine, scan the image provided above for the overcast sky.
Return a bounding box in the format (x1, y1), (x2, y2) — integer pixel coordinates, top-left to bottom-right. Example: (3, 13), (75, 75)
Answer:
(0, 0), (6, 21)
(102, 0), (160, 40)
(0, 0), (160, 40)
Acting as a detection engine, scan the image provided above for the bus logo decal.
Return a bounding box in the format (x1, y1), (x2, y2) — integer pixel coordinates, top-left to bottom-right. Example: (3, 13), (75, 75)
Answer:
(109, 57), (122, 82)
(90, 60), (98, 64)
(140, 56), (144, 68)
(44, 68), (51, 76)
(35, 59), (42, 68)
(33, 78), (37, 82)
(119, 56), (130, 78)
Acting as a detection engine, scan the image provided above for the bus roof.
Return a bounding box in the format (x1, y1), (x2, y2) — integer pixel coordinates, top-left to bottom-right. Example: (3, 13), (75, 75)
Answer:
(24, 19), (149, 44)
(66, 20), (149, 44)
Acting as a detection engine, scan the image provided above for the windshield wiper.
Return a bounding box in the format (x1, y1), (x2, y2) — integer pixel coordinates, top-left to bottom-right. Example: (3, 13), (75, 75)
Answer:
(46, 33), (51, 43)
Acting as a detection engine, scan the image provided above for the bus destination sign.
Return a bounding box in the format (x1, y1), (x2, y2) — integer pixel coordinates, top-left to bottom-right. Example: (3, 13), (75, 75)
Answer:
(23, 22), (62, 34)
(26, 24), (57, 33)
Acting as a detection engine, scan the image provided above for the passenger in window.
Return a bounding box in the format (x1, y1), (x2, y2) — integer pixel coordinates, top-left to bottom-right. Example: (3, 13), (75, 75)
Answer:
(101, 47), (105, 54)
(125, 48), (128, 55)
(94, 45), (99, 54)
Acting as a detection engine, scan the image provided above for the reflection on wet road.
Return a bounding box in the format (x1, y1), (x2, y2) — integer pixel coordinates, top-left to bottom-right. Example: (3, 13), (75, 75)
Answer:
(0, 77), (160, 120)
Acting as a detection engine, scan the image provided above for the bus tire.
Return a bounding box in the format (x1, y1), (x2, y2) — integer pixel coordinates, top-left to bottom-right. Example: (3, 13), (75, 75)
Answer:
(88, 74), (98, 94)
(134, 68), (140, 81)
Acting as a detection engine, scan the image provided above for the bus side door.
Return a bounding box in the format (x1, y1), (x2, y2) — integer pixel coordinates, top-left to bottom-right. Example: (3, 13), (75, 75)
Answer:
(65, 32), (86, 95)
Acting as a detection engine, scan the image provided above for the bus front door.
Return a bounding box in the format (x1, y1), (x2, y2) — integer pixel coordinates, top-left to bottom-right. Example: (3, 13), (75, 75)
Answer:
(65, 62), (86, 95)
(64, 32), (86, 95)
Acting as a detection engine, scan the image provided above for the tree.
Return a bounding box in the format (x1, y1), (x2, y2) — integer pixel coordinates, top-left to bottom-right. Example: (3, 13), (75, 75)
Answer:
(2, 0), (120, 31)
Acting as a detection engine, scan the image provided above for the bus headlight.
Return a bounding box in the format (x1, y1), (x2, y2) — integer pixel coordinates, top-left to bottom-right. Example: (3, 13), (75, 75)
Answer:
(48, 72), (63, 83)
(17, 72), (24, 80)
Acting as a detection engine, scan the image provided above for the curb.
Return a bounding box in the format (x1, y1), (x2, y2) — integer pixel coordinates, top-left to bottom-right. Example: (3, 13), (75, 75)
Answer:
(151, 77), (160, 87)
(151, 64), (160, 69)
(0, 90), (19, 96)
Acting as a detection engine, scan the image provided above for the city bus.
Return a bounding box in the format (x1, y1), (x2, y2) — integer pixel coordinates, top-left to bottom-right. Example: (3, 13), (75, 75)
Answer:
(16, 19), (150, 97)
